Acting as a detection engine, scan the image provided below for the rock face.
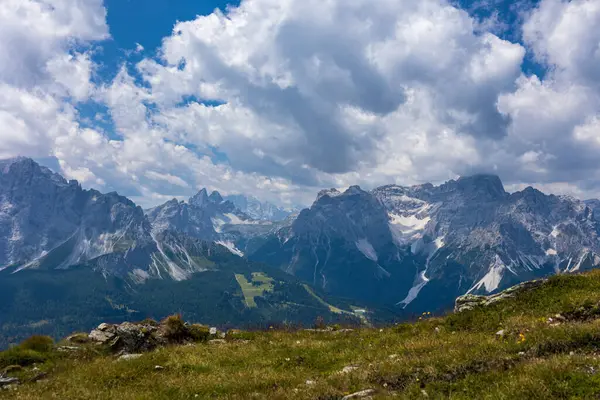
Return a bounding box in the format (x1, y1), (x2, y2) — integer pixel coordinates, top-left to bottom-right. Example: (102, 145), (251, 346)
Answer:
(146, 190), (250, 241)
(3, 157), (600, 322)
(250, 186), (420, 305)
(454, 279), (547, 313)
(250, 174), (600, 313)
(0, 157), (154, 275)
(0, 158), (250, 282)
(224, 194), (295, 221)
(147, 190), (291, 257)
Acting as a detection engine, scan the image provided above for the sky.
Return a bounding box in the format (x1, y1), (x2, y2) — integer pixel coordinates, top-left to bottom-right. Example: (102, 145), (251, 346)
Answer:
(1, 0), (600, 208)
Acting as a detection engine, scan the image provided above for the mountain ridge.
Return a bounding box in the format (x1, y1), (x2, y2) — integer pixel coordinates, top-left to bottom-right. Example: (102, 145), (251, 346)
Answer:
(3, 156), (600, 334)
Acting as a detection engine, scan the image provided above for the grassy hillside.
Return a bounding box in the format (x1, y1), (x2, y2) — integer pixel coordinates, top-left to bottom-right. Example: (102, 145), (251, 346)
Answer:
(4, 270), (600, 399)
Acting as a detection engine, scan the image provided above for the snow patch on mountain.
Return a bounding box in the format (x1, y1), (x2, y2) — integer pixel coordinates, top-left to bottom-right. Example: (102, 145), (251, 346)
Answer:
(212, 213), (254, 233)
(397, 271), (430, 308)
(355, 239), (378, 262)
(470, 255), (506, 293)
(217, 240), (244, 257)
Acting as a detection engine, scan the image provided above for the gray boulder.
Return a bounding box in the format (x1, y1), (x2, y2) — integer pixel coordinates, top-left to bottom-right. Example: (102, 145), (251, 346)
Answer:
(455, 279), (546, 313)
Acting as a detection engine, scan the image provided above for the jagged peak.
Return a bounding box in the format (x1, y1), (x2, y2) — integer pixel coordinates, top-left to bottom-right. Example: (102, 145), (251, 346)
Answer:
(0, 156), (68, 186)
(448, 174), (507, 199)
(316, 188), (342, 201)
(209, 190), (223, 203)
(344, 185), (366, 195)
(189, 188), (209, 206)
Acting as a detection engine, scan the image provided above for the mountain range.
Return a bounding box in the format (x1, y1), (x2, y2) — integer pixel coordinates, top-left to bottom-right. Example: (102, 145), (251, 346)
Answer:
(1, 157), (600, 345)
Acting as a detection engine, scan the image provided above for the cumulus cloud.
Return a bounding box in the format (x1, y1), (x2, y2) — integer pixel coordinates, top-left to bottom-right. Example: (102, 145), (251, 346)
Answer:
(137, 0), (525, 190)
(0, 0), (108, 158)
(2, 0), (600, 207)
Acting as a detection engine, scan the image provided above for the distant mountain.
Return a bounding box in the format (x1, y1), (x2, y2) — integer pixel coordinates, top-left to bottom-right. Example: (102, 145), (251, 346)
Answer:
(585, 199), (600, 222)
(146, 190), (288, 257)
(0, 157), (154, 276)
(0, 158), (371, 346)
(146, 190), (251, 241)
(249, 175), (600, 314)
(224, 194), (295, 221)
(4, 157), (600, 343)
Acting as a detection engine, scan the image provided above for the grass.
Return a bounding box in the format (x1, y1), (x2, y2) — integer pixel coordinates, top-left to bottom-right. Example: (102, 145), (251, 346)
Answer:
(302, 284), (346, 314)
(5, 270), (600, 398)
(235, 272), (275, 308)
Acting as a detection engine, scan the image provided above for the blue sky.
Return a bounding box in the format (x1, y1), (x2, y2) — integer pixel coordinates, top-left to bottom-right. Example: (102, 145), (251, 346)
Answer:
(2, 0), (600, 207)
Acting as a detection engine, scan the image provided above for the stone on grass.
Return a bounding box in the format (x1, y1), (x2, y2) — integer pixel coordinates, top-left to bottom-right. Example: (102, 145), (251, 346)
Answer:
(341, 389), (375, 399)
(118, 354), (143, 361)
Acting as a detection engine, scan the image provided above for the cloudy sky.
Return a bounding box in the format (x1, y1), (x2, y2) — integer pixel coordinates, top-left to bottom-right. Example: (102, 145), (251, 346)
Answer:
(1, 0), (600, 207)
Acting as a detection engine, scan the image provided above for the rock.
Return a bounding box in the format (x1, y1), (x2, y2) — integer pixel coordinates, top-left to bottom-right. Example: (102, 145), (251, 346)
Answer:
(208, 339), (227, 345)
(65, 333), (91, 344)
(339, 365), (359, 374)
(496, 330), (505, 337)
(57, 346), (82, 352)
(89, 328), (116, 344)
(154, 365), (165, 370)
(455, 280), (546, 313)
(118, 354), (143, 361)
(341, 389), (375, 399)
(332, 329), (355, 334)
(0, 377), (19, 387)
(209, 327), (218, 335)
(115, 322), (162, 353)
(97, 323), (112, 331)
(89, 321), (165, 353)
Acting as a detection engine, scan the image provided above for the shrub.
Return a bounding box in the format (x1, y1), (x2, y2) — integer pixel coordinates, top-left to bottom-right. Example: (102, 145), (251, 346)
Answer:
(140, 318), (159, 326)
(188, 324), (210, 342)
(19, 335), (54, 353)
(314, 316), (326, 330)
(0, 347), (47, 369)
(162, 314), (188, 343)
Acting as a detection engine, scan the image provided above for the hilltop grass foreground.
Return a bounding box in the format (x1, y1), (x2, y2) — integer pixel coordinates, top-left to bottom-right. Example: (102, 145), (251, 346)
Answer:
(4, 272), (600, 399)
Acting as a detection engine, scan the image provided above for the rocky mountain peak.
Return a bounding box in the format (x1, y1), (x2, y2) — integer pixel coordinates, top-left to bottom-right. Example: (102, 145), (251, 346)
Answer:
(208, 191), (223, 203)
(1, 156), (68, 187)
(316, 188), (342, 201)
(189, 188), (209, 207)
(453, 174), (507, 200)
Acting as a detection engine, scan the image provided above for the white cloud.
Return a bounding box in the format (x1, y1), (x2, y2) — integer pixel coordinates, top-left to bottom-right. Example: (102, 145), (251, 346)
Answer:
(145, 171), (191, 188)
(132, 0), (525, 193)
(523, 0), (600, 87)
(2, 0), (600, 208)
(0, 0), (108, 158)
